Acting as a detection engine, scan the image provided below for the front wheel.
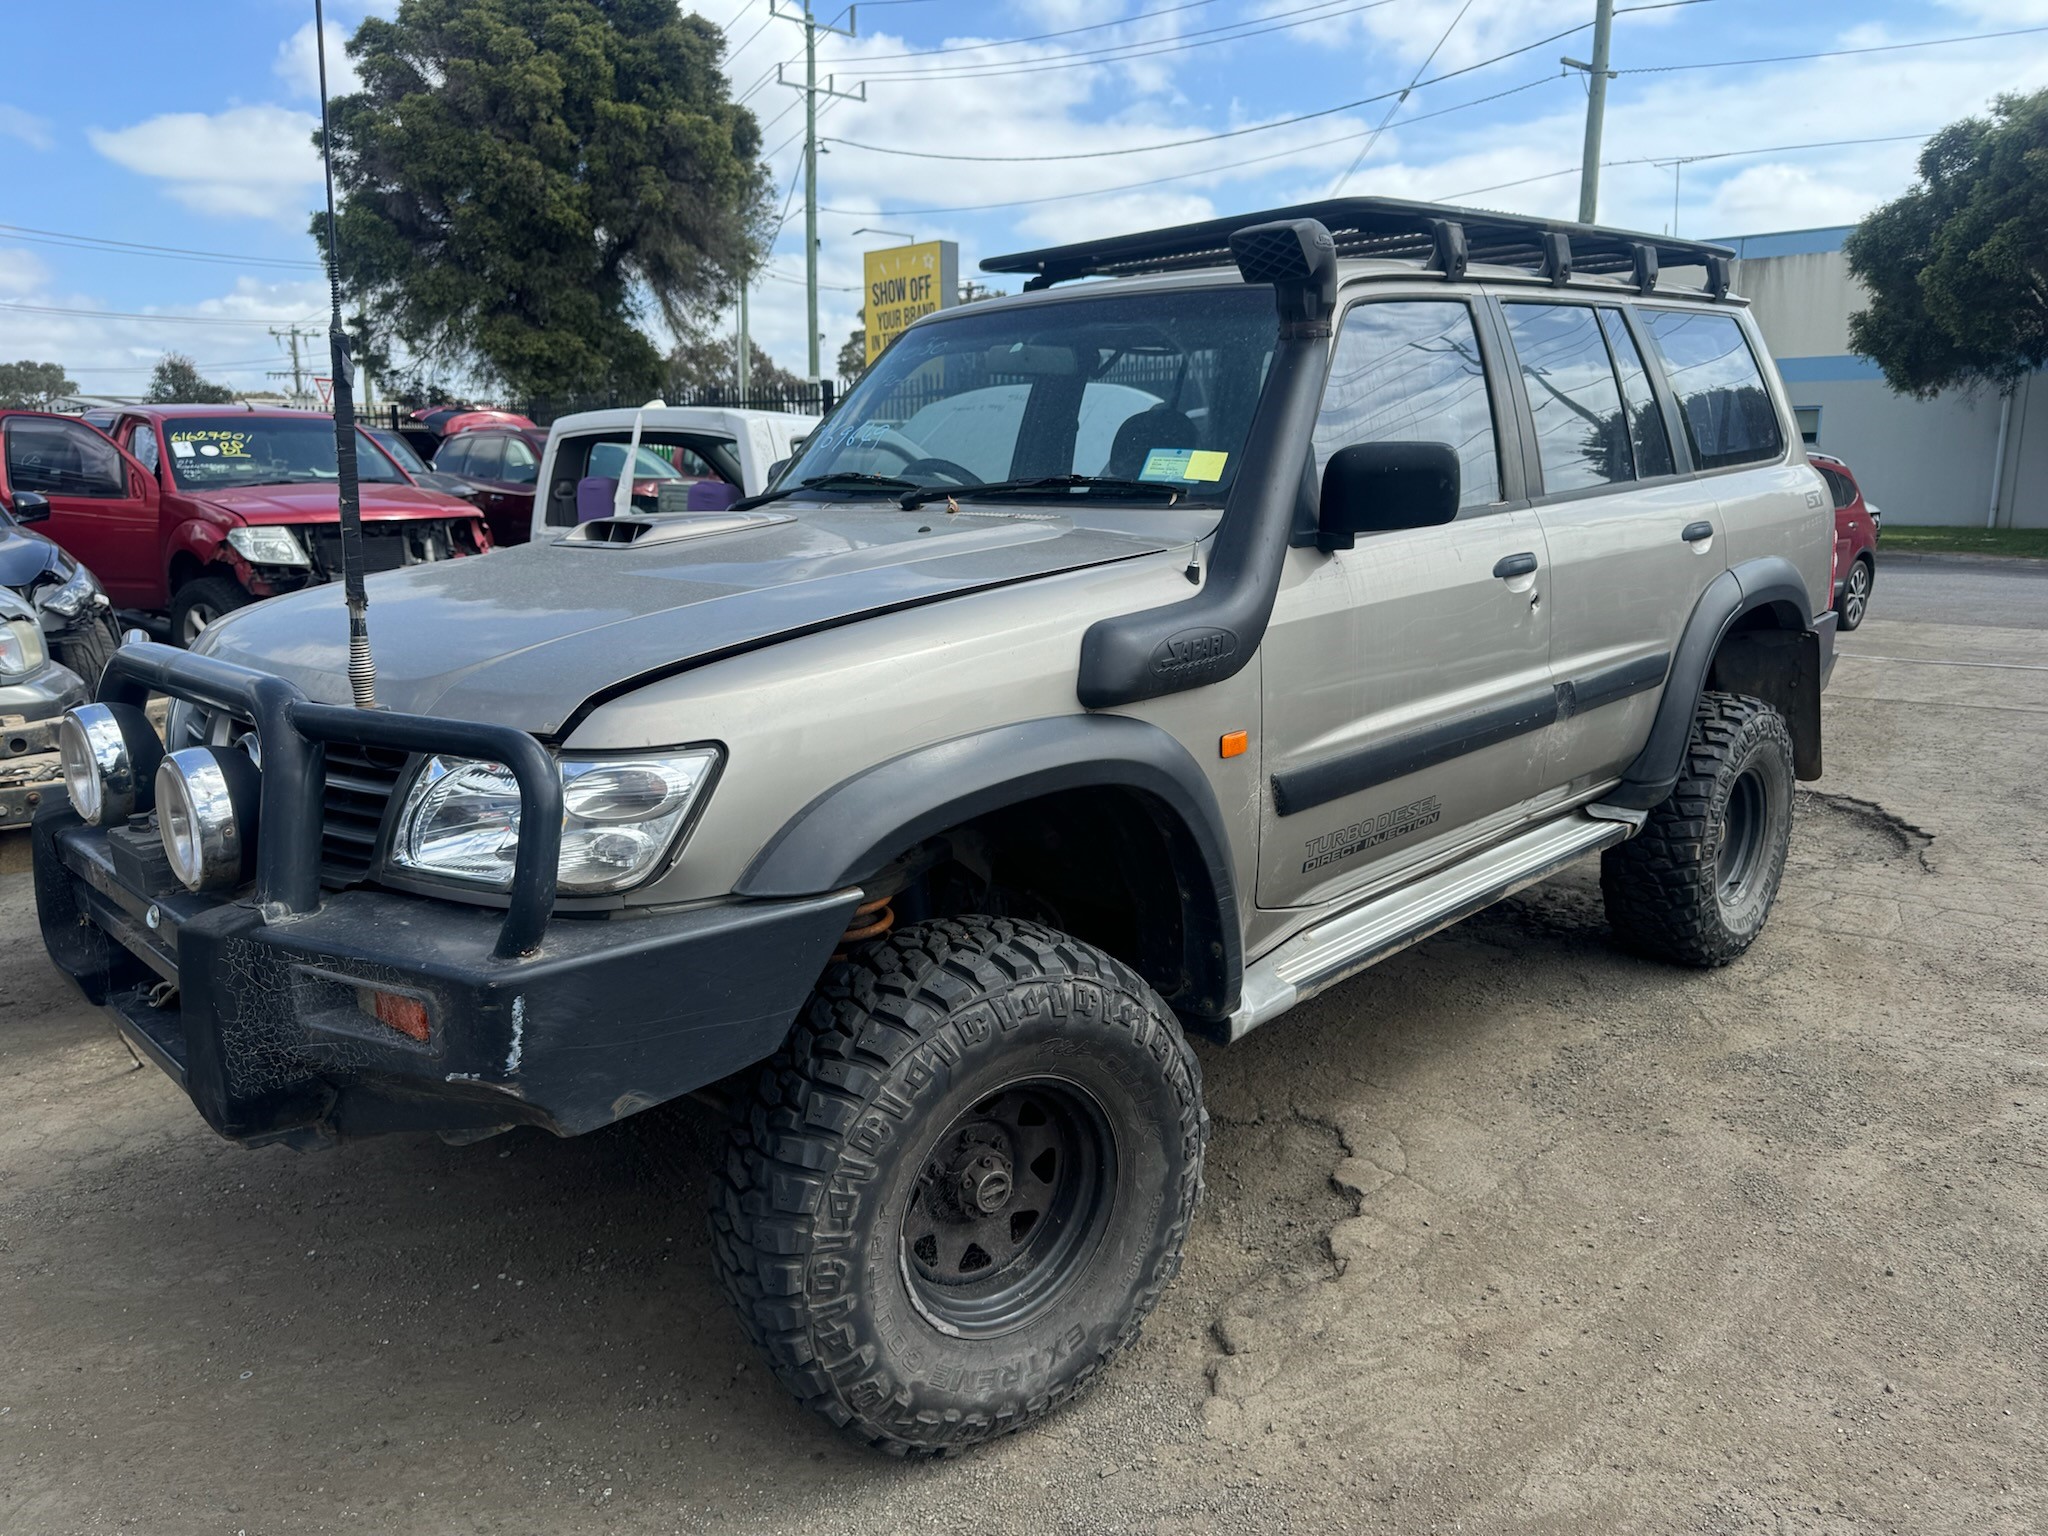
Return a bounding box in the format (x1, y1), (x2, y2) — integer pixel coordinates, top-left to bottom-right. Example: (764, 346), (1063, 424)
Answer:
(712, 917), (1206, 1455)
(1601, 691), (1795, 967)
(169, 575), (251, 647)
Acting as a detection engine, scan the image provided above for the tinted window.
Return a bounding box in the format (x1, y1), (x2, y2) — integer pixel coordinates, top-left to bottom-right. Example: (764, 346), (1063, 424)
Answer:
(6, 418), (127, 497)
(1599, 310), (1675, 479)
(1639, 309), (1783, 470)
(1314, 300), (1501, 509)
(1502, 304), (1632, 494)
(463, 435), (503, 479)
(1819, 464), (1856, 510)
(502, 436), (538, 485)
(435, 438), (470, 475)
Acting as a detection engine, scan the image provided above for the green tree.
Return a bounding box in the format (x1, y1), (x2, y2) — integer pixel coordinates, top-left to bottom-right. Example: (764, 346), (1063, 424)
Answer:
(0, 359), (76, 409)
(145, 353), (237, 405)
(665, 321), (802, 397)
(1847, 90), (2048, 397)
(320, 0), (772, 404)
(836, 309), (868, 389)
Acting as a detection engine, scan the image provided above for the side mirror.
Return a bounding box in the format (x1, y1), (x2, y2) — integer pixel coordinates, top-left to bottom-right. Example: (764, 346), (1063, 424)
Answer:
(764, 456), (791, 487)
(1317, 442), (1459, 551)
(10, 491), (50, 524)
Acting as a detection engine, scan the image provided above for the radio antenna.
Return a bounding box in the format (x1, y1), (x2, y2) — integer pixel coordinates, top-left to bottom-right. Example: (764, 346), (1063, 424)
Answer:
(314, 0), (376, 709)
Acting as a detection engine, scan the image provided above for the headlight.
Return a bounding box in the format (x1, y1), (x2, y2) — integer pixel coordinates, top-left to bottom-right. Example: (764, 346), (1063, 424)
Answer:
(390, 749), (718, 895)
(0, 615), (47, 681)
(58, 703), (164, 826)
(155, 746), (261, 891)
(35, 563), (106, 621)
(225, 526), (310, 567)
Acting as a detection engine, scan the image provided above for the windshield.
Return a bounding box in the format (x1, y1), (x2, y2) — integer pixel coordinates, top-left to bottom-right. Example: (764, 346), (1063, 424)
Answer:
(162, 416), (407, 490)
(587, 442), (690, 481)
(781, 286), (1276, 502)
(367, 429), (428, 475)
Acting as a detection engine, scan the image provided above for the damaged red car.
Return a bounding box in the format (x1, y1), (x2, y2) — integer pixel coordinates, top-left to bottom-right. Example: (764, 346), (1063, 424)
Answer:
(0, 407), (492, 645)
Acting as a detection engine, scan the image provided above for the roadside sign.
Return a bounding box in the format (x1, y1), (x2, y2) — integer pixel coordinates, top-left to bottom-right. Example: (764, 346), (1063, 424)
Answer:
(314, 376), (333, 410)
(863, 241), (959, 367)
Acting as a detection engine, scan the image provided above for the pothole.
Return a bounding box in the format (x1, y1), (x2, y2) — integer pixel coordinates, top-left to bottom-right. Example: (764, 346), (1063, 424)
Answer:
(1794, 790), (1936, 873)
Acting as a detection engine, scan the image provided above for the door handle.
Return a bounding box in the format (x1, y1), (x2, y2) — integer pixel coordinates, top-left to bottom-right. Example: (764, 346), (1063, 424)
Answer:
(1493, 552), (1538, 580)
(1682, 520), (1714, 543)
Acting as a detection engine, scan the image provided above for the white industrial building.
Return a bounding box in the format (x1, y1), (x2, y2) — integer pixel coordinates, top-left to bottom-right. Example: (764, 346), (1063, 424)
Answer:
(1717, 225), (2043, 529)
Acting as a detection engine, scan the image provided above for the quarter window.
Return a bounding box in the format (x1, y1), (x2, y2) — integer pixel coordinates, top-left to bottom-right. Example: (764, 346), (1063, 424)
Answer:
(1314, 301), (1502, 510)
(1638, 309), (1784, 470)
(1502, 303), (1633, 494)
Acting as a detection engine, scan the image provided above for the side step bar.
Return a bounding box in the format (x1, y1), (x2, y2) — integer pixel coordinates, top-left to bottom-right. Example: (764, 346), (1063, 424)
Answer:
(1226, 811), (1636, 1042)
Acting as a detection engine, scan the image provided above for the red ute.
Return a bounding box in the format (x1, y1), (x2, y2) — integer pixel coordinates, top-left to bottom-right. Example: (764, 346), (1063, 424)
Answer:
(1812, 451), (1878, 632)
(0, 407), (493, 645)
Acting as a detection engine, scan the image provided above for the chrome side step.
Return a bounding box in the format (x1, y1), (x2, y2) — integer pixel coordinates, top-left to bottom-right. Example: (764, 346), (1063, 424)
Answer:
(1226, 812), (1631, 1041)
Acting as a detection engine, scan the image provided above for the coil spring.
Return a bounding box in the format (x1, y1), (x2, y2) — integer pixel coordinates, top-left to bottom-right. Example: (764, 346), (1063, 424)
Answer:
(833, 897), (895, 960)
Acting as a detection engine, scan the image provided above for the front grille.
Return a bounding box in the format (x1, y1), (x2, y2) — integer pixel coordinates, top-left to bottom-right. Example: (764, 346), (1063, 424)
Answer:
(321, 741), (410, 884)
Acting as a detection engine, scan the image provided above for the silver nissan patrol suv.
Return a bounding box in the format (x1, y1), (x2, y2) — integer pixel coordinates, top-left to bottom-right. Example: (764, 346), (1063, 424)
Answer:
(34, 198), (1835, 1455)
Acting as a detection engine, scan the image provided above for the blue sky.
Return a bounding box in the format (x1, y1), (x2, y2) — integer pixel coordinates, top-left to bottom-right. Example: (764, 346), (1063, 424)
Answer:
(5, 0), (2047, 395)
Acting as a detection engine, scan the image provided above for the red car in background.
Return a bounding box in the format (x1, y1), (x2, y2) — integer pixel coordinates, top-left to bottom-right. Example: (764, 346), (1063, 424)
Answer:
(0, 407), (491, 645)
(1812, 451), (1878, 631)
(430, 424), (549, 546)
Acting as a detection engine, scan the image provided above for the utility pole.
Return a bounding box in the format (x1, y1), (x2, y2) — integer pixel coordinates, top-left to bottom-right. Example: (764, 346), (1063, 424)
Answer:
(267, 324), (320, 405)
(773, 3), (864, 381)
(1564, 0), (1616, 224)
(737, 271), (751, 399)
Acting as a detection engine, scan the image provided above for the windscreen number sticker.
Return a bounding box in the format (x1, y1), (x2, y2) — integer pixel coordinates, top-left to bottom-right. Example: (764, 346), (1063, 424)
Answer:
(1138, 448), (1227, 483)
(168, 429), (254, 460)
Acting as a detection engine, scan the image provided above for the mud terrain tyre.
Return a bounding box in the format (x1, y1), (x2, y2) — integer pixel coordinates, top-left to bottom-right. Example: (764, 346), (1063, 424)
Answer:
(169, 576), (251, 647)
(711, 916), (1206, 1455)
(1601, 691), (1794, 968)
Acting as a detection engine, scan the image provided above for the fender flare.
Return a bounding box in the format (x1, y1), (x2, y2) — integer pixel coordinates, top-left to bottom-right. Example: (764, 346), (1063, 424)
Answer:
(1606, 555), (1820, 811)
(736, 714), (1243, 1020)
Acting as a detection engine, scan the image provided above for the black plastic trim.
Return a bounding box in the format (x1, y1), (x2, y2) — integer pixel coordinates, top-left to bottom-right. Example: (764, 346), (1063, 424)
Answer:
(1271, 687), (1559, 818)
(736, 714), (1242, 1019)
(1559, 651), (1670, 717)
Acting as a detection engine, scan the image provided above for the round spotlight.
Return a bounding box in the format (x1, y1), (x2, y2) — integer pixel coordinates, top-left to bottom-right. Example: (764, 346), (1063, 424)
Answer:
(58, 702), (164, 826)
(155, 746), (260, 891)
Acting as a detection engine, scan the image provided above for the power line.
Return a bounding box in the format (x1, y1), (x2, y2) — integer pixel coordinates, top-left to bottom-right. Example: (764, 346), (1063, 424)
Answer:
(849, 0), (1391, 83)
(1616, 22), (2048, 75)
(0, 222), (321, 271)
(818, 75), (1566, 219)
(1330, 0), (1472, 196)
(1439, 130), (1938, 202)
(828, 18), (1595, 161)
(824, 0), (1226, 65)
(0, 301), (323, 328)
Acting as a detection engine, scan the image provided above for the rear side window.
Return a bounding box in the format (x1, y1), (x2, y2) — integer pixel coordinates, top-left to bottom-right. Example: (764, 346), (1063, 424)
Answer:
(1818, 464), (1856, 510)
(1501, 304), (1633, 494)
(464, 435), (504, 478)
(1639, 309), (1784, 470)
(1598, 311), (1675, 479)
(1314, 300), (1502, 510)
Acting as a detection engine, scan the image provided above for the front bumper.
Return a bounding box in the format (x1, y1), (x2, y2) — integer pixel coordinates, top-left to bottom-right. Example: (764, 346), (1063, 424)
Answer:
(34, 801), (860, 1145)
(1, 659), (88, 830)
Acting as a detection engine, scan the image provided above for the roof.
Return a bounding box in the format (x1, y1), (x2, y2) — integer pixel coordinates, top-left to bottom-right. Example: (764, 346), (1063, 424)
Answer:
(134, 403), (328, 419)
(1707, 226), (1853, 260)
(983, 196), (1735, 292)
(545, 406), (820, 437)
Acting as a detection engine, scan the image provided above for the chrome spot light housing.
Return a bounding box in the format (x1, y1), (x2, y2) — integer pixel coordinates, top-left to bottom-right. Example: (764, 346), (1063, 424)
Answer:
(58, 702), (164, 826)
(155, 745), (261, 892)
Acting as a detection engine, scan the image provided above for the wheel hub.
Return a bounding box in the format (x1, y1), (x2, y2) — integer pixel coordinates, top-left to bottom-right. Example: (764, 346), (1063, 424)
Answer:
(958, 1147), (1014, 1214)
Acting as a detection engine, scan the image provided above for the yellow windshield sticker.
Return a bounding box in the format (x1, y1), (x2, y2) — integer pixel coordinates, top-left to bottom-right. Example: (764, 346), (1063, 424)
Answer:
(167, 428), (255, 460)
(1138, 447), (1227, 483)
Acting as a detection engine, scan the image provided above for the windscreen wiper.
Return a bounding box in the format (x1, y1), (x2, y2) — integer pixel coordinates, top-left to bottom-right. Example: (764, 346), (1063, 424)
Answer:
(732, 472), (921, 511)
(898, 474), (1182, 509)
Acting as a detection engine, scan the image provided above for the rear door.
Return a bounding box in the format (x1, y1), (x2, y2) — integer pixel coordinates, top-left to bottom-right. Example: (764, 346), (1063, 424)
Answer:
(1495, 299), (1724, 792)
(1, 413), (159, 606)
(1257, 293), (1553, 911)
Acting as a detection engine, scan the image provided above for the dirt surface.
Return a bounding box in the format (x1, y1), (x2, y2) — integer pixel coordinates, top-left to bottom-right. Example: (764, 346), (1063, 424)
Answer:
(3, 569), (2043, 1535)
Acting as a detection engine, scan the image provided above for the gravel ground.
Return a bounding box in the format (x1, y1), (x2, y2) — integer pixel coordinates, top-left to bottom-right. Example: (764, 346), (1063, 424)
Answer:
(1, 565), (2042, 1535)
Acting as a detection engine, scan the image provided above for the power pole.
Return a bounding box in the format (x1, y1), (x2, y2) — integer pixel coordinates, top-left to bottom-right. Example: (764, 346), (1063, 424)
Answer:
(1564, 0), (1617, 225)
(737, 271), (751, 399)
(773, 3), (864, 381)
(267, 324), (320, 405)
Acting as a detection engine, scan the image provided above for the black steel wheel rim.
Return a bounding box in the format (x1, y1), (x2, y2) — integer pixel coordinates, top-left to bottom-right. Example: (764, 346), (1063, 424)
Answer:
(899, 1077), (1117, 1339)
(1717, 767), (1768, 904)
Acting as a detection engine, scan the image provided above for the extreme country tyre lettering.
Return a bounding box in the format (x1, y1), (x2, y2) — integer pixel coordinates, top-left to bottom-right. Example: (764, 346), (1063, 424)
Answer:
(710, 916), (1206, 1456)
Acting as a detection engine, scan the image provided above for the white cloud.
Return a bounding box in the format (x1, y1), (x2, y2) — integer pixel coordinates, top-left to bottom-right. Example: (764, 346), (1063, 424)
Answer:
(276, 20), (361, 99)
(0, 248), (50, 297)
(89, 106), (323, 223)
(0, 104), (52, 150)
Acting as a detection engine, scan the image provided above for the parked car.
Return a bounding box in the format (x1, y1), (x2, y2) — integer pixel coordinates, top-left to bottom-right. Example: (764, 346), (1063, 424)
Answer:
(0, 407), (493, 646)
(363, 426), (486, 505)
(1813, 450), (1877, 631)
(530, 405), (819, 535)
(431, 424), (550, 546)
(0, 492), (120, 829)
(36, 197), (1837, 1455)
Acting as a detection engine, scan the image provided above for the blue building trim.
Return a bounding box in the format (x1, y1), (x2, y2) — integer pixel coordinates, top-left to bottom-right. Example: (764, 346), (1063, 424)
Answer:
(1710, 226), (1854, 259)
(1776, 354), (1884, 384)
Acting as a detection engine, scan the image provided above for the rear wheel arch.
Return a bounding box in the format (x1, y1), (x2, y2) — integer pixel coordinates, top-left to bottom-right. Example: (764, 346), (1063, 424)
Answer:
(736, 716), (1243, 1025)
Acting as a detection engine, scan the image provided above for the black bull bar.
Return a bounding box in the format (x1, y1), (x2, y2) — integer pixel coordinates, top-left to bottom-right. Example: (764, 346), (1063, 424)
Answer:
(100, 641), (561, 958)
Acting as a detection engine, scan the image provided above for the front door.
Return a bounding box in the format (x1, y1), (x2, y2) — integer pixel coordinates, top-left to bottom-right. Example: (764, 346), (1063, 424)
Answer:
(2, 414), (159, 606)
(1257, 295), (1554, 911)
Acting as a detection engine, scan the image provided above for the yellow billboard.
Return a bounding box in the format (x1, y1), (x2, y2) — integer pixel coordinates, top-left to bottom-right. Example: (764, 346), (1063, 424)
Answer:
(863, 240), (959, 366)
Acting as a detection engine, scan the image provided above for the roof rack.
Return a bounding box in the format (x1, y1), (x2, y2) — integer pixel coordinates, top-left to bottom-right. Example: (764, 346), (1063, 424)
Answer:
(981, 196), (1735, 298)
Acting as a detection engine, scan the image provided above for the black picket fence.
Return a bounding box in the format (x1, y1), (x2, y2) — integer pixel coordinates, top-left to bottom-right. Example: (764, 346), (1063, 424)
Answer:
(379, 381), (840, 433)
